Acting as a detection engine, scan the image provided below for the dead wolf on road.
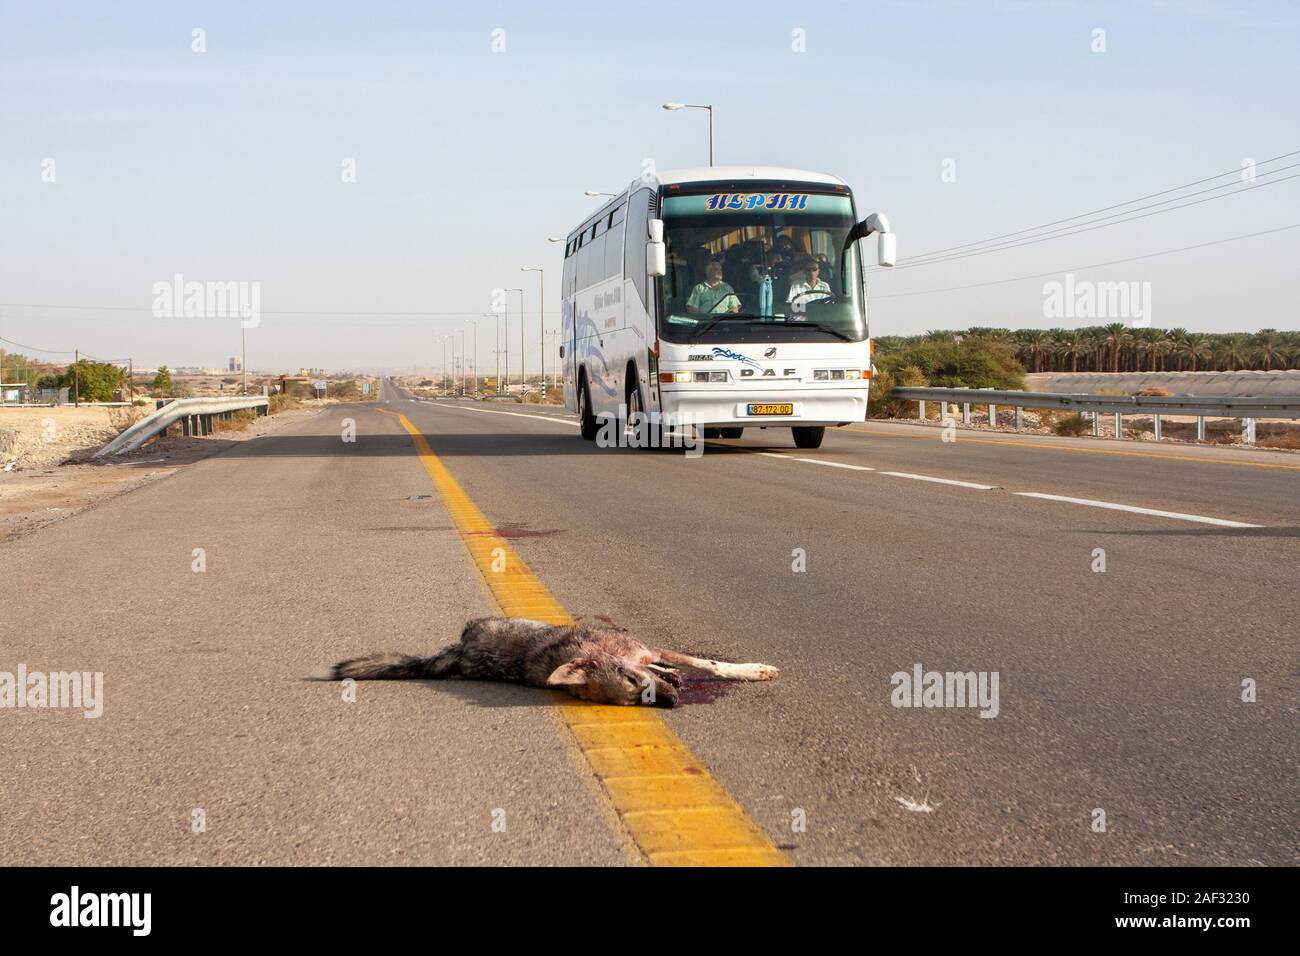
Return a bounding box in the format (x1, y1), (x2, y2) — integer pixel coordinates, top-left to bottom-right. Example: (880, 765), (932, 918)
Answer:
(313, 617), (779, 707)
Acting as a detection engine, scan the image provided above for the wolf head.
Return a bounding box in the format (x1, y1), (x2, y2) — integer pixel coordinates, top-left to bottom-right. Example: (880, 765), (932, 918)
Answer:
(546, 656), (680, 707)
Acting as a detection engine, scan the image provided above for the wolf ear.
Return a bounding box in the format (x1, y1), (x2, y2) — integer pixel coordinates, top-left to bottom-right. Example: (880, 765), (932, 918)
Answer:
(546, 660), (591, 687)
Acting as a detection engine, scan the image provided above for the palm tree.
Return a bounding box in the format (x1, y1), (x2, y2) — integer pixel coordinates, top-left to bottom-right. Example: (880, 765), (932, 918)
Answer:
(1102, 323), (1130, 373)
(1166, 328), (1189, 370)
(1016, 329), (1053, 373)
(1252, 330), (1288, 371)
(1216, 335), (1251, 372)
(1175, 333), (1212, 372)
(1056, 329), (1089, 373)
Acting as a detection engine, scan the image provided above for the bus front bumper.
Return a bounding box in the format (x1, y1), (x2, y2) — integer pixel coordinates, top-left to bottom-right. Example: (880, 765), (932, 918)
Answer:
(656, 386), (868, 427)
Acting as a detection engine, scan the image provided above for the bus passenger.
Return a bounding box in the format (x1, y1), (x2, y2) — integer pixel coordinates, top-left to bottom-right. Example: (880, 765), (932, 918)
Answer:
(686, 259), (741, 314)
(786, 257), (832, 311)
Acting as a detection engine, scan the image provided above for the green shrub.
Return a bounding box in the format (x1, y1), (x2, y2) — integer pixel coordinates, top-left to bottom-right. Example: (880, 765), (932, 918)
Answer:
(269, 392), (299, 414)
(1053, 413), (1090, 437)
(326, 379), (361, 400)
(869, 364), (929, 418)
(876, 338), (1026, 391)
(51, 359), (125, 402)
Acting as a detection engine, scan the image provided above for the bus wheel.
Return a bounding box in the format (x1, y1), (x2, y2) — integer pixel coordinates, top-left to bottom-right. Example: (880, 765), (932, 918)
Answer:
(625, 377), (649, 450)
(579, 380), (598, 440)
(792, 426), (824, 449)
(719, 427), (744, 439)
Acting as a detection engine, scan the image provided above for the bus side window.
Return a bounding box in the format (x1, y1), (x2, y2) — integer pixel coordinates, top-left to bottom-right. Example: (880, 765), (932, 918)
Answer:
(623, 189), (651, 307)
(582, 233), (606, 290)
(604, 208), (624, 279)
(562, 242), (574, 298)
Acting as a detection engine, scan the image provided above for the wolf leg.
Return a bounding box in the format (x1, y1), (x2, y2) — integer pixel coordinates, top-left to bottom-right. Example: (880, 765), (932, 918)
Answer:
(651, 648), (779, 682)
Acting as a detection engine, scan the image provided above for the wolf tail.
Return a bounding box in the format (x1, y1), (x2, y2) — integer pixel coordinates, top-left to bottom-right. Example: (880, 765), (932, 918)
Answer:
(311, 646), (461, 681)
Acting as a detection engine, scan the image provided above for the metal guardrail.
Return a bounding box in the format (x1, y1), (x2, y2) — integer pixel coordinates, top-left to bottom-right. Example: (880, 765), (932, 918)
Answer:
(889, 387), (1300, 444)
(94, 396), (269, 457)
(891, 387), (1300, 418)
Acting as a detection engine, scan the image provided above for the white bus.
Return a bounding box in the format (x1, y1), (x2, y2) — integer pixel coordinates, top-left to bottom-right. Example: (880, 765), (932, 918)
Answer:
(559, 166), (894, 449)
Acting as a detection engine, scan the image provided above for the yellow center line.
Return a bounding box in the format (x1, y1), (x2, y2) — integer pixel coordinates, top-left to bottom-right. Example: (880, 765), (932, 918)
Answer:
(379, 409), (787, 867)
(847, 423), (1300, 471)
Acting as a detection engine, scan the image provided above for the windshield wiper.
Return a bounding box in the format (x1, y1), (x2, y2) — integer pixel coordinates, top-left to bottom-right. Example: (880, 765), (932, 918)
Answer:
(788, 321), (854, 342)
(686, 314), (768, 341)
(687, 315), (855, 342)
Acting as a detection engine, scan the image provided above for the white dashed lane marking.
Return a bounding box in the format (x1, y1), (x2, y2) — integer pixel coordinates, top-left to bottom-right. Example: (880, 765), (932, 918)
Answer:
(1012, 493), (1261, 529)
(880, 470), (997, 490)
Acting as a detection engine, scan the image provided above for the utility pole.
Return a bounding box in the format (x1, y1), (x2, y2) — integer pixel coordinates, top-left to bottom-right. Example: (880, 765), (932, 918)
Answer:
(241, 324), (247, 395)
(74, 349), (79, 407)
(503, 300), (510, 394)
(522, 267), (545, 401)
(481, 313), (497, 395)
(470, 321), (478, 398)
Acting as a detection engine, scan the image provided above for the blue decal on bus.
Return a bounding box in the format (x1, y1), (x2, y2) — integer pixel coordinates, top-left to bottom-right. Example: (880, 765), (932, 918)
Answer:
(712, 347), (761, 368)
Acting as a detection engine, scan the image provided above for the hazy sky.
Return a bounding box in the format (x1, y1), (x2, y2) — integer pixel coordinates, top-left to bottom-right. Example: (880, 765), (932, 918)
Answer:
(1, 0), (1297, 371)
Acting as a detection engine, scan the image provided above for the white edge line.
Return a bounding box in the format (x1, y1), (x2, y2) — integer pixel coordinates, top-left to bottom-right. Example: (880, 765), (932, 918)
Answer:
(1013, 492), (1260, 528)
(792, 457), (874, 471)
(421, 403), (579, 427)
(881, 471), (996, 490)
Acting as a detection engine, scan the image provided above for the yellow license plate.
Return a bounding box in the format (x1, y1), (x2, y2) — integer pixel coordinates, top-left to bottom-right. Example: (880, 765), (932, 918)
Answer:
(747, 403), (794, 415)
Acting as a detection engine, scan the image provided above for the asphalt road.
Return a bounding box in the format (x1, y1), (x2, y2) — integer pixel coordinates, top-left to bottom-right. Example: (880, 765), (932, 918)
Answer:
(2, 385), (1296, 865)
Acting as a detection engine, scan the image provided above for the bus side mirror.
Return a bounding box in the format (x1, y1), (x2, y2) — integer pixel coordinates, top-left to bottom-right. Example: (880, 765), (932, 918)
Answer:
(877, 232), (896, 268)
(648, 219), (664, 243)
(844, 212), (895, 272)
(647, 241), (666, 277)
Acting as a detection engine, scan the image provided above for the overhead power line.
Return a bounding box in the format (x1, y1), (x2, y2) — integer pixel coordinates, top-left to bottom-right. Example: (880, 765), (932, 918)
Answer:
(890, 148), (1300, 263)
(870, 223), (1300, 300)
(870, 171), (1300, 272)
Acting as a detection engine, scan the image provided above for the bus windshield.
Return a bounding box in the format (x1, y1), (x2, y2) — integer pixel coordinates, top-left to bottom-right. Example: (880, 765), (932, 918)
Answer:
(659, 190), (866, 344)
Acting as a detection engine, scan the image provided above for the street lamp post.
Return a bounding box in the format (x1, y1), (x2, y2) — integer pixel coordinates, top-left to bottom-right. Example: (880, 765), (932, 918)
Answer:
(468, 320), (478, 398)
(483, 313), (499, 394)
(506, 287), (524, 399)
(521, 267), (544, 401)
(662, 102), (714, 165)
(458, 328), (466, 396)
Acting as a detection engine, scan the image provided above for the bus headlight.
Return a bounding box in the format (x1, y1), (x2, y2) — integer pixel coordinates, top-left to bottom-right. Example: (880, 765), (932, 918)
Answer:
(674, 371), (692, 383)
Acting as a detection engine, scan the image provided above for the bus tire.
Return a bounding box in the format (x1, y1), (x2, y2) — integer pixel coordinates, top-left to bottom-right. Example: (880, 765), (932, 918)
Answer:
(719, 427), (744, 439)
(792, 426), (825, 449)
(625, 372), (649, 450)
(578, 378), (598, 441)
